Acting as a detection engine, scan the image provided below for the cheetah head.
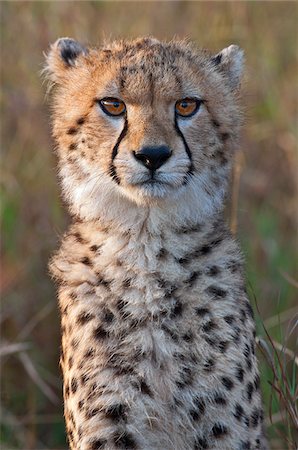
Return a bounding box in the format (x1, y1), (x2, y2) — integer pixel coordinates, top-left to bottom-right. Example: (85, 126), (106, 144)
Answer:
(45, 37), (243, 223)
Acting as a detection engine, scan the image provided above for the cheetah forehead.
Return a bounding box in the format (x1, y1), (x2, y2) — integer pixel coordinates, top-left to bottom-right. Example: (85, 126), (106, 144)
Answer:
(45, 36), (244, 100)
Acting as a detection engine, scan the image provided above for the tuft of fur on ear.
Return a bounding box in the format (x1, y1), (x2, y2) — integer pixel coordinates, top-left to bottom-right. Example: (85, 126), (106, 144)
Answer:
(211, 45), (244, 90)
(44, 37), (88, 85)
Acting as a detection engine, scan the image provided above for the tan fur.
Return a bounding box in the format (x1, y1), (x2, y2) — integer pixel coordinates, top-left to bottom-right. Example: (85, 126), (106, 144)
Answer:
(46, 37), (268, 450)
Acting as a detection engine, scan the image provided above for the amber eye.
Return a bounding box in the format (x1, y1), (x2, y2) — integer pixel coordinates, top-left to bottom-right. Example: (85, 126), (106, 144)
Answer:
(175, 98), (201, 117)
(99, 98), (126, 116)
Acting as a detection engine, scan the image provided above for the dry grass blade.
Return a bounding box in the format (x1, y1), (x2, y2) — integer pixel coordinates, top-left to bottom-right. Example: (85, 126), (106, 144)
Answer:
(0, 342), (30, 357)
(254, 286), (298, 448)
(279, 270), (298, 289)
(18, 352), (59, 404)
(17, 302), (54, 340)
(263, 306), (298, 329)
(230, 151), (244, 235)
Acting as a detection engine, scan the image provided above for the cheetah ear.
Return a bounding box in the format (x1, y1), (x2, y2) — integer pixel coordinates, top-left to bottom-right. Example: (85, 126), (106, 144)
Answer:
(211, 45), (244, 89)
(45, 38), (88, 84)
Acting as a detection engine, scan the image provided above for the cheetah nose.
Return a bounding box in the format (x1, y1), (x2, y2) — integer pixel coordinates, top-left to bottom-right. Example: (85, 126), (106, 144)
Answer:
(133, 146), (172, 171)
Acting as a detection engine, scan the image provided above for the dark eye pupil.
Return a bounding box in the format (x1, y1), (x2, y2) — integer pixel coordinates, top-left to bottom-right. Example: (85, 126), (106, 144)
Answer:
(181, 102), (188, 109)
(113, 102), (120, 108)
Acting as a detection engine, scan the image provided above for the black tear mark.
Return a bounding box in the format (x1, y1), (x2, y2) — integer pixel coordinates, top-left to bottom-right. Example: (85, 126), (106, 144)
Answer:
(109, 117), (128, 184)
(174, 116), (194, 172)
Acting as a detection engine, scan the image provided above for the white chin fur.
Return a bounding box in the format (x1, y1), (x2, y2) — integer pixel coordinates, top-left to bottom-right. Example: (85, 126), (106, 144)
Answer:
(60, 165), (227, 230)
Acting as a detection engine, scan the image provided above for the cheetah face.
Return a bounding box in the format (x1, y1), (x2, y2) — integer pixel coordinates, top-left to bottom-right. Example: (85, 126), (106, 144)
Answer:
(46, 38), (243, 219)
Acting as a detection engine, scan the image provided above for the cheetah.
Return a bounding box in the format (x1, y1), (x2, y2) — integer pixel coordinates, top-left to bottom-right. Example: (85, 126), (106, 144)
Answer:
(45, 37), (268, 450)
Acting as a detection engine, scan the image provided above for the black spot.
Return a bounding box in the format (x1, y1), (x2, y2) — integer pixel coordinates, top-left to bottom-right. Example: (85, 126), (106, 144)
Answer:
(218, 340), (229, 353)
(77, 117), (85, 125)
(84, 348), (95, 358)
(232, 326), (242, 344)
(245, 301), (254, 319)
(67, 127), (78, 135)
(203, 358), (215, 372)
(244, 416), (250, 427)
(234, 403), (244, 421)
(157, 248), (168, 259)
(247, 382), (254, 401)
(77, 311), (94, 325)
(214, 395), (227, 405)
(90, 439), (106, 449)
(202, 320), (217, 333)
(122, 278), (131, 288)
(235, 364), (244, 382)
(81, 256), (92, 266)
(81, 374), (89, 385)
(206, 285), (227, 299)
(212, 423), (228, 438)
(194, 436), (209, 449)
(71, 378), (78, 394)
(93, 326), (108, 340)
(102, 309), (114, 323)
(195, 307), (210, 316)
(176, 367), (193, 388)
(139, 379), (153, 397)
(73, 231), (84, 243)
(240, 309), (247, 324)
(90, 244), (100, 252)
(97, 277), (110, 288)
(189, 409), (200, 421)
(69, 143), (77, 151)
(221, 132), (230, 141)
(68, 430), (74, 443)
(117, 299), (129, 316)
(86, 407), (100, 419)
(250, 339), (256, 355)
(164, 284), (178, 299)
(177, 256), (189, 265)
(239, 441), (251, 450)
(113, 431), (137, 449)
(221, 377), (234, 390)
(251, 408), (259, 428)
(162, 324), (178, 342)
(105, 404), (127, 422)
(170, 300), (183, 317)
(254, 374), (260, 391)
(212, 119), (220, 128)
(226, 259), (238, 273)
(206, 265), (220, 276)
(78, 399), (84, 410)
(224, 315), (235, 324)
(176, 223), (201, 234)
(204, 335), (217, 347)
(246, 358), (252, 371)
(199, 244), (211, 255)
(182, 331), (193, 342)
(65, 384), (70, 398)
(187, 271), (201, 286)
(193, 396), (205, 414)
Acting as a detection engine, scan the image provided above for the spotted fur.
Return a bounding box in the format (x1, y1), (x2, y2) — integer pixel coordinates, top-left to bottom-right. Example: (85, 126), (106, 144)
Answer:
(45, 37), (268, 450)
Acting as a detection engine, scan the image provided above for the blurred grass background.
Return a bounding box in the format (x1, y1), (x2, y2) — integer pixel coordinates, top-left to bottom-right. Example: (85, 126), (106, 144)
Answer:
(1, 1), (297, 449)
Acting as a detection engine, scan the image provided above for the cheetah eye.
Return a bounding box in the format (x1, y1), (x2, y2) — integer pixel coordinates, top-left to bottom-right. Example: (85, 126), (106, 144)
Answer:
(175, 98), (201, 118)
(99, 98), (126, 117)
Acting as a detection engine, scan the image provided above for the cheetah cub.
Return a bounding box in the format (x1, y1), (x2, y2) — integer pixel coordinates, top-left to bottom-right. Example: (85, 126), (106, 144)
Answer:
(46, 37), (268, 450)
